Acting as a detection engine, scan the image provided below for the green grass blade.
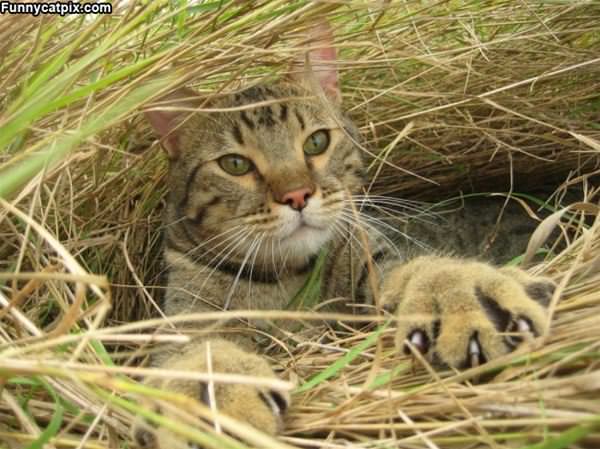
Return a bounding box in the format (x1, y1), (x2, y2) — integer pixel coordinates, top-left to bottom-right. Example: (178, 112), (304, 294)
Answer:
(89, 338), (116, 367)
(367, 361), (411, 390)
(0, 2), (166, 152)
(0, 77), (174, 198)
(45, 52), (166, 113)
(295, 321), (390, 394)
(95, 384), (251, 449)
(518, 418), (600, 449)
(8, 22), (93, 116)
(286, 248), (327, 310)
(25, 378), (64, 449)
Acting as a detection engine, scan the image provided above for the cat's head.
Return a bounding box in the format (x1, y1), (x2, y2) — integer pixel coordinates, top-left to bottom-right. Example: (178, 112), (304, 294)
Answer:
(145, 23), (365, 270)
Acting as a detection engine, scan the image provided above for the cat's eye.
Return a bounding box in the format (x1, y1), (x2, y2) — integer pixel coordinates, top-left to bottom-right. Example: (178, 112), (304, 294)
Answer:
(218, 154), (253, 176)
(303, 129), (330, 156)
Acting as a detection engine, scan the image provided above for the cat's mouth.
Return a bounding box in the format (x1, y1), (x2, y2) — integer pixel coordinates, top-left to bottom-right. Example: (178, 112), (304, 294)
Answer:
(273, 199), (338, 259)
(272, 210), (335, 261)
(286, 216), (321, 238)
(278, 212), (328, 242)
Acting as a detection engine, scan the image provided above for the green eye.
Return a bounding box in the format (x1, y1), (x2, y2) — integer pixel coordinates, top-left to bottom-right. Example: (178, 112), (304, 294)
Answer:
(303, 129), (330, 156)
(218, 154), (253, 176)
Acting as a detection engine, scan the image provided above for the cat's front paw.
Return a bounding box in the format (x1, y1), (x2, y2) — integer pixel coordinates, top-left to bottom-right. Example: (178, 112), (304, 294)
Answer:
(132, 339), (289, 449)
(381, 257), (556, 369)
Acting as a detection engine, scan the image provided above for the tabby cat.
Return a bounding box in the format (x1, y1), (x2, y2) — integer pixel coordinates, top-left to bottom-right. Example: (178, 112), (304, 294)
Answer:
(133, 24), (556, 449)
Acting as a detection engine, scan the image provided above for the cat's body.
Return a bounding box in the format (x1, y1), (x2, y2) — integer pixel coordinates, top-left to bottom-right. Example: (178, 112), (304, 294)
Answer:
(134, 25), (555, 449)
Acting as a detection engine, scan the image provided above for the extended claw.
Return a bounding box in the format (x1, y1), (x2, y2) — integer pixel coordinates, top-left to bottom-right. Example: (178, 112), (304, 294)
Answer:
(517, 317), (531, 333)
(405, 330), (429, 355)
(469, 337), (480, 367)
(506, 315), (536, 347)
(468, 334), (486, 368)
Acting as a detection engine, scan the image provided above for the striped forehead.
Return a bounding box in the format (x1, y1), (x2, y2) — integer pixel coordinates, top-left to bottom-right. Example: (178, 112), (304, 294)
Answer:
(223, 85), (320, 159)
(229, 85), (309, 128)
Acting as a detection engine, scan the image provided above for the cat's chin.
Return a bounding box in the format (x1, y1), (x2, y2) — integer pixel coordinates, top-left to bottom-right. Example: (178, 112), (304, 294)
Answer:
(273, 202), (338, 262)
(278, 223), (331, 261)
(287, 223), (322, 241)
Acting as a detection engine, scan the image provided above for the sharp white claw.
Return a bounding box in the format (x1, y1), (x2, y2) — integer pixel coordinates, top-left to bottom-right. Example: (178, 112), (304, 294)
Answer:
(469, 338), (481, 355)
(411, 331), (424, 348)
(469, 336), (483, 367)
(517, 318), (531, 333)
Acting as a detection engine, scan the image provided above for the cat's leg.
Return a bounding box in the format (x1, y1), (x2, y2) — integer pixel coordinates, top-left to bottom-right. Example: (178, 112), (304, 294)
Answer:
(132, 339), (289, 449)
(381, 256), (556, 368)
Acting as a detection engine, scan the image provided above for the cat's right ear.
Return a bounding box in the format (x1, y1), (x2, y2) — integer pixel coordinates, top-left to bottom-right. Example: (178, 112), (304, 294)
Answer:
(144, 87), (201, 160)
(289, 20), (340, 104)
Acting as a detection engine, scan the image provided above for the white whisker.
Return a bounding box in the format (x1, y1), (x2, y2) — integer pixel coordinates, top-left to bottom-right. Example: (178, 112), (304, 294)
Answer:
(193, 228), (256, 297)
(157, 225), (245, 279)
(246, 232), (267, 300)
(224, 233), (264, 310)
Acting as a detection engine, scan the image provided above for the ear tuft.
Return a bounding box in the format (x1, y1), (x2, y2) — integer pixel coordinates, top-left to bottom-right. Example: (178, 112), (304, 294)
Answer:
(144, 87), (202, 160)
(291, 20), (340, 104)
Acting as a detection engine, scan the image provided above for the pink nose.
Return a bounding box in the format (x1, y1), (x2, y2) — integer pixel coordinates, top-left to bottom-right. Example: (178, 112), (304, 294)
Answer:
(281, 188), (313, 211)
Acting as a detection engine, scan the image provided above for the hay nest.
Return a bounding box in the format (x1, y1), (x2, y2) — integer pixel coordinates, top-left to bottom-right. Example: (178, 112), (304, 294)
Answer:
(1, 2), (600, 448)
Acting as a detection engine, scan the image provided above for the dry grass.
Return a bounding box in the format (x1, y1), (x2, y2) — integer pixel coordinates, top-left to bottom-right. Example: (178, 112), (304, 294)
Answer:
(1, 1), (600, 448)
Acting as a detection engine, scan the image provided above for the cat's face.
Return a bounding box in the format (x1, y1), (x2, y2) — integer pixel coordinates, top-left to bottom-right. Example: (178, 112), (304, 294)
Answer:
(155, 83), (364, 268)
(146, 27), (365, 269)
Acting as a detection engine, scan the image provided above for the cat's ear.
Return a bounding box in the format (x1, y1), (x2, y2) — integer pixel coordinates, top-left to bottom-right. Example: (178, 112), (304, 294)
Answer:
(144, 87), (201, 160)
(290, 20), (340, 104)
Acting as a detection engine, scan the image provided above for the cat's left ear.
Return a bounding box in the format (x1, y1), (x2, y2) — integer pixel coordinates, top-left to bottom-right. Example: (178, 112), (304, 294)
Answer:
(290, 20), (341, 104)
(144, 87), (202, 160)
